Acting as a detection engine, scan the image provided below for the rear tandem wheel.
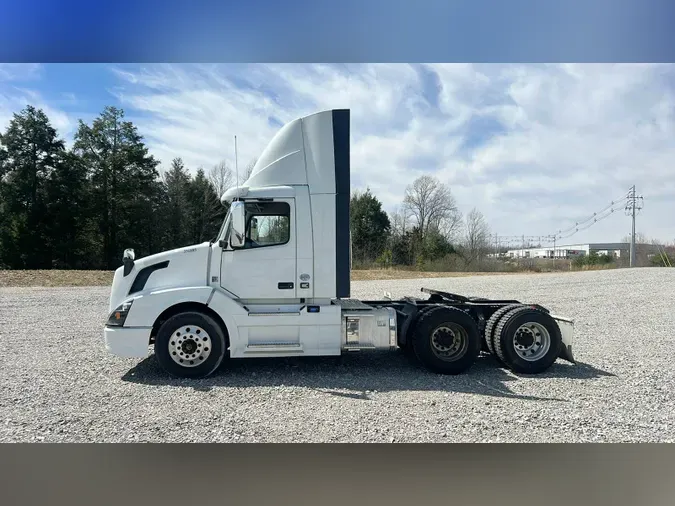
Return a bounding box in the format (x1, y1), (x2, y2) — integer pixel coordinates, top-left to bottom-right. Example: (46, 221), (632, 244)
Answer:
(483, 303), (524, 360)
(493, 306), (563, 374)
(400, 305), (434, 358)
(410, 305), (482, 375)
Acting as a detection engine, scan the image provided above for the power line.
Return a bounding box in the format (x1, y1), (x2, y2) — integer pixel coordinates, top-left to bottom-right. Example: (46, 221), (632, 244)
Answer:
(494, 186), (640, 255)
(553, 201), (627, 241)
(548, 191), (630, 239)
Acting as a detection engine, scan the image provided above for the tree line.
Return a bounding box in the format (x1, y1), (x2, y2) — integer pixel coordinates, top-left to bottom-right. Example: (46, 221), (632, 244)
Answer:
(0, 105), (252, 270)
(350, 176), (492, 271)
(0, 104), (496, 272)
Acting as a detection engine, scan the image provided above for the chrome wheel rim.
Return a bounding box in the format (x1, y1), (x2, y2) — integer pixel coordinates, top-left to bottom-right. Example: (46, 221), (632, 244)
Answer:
(168, 325), (212, 367)
(513, 322), (551, 361)
(430, 324), (468, 362)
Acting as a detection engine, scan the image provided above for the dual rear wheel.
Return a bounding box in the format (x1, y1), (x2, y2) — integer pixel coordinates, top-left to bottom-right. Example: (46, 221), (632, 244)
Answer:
(408, 304), (563, 375)
(410, 306), (482, 375)
(484, 305), (562, 374)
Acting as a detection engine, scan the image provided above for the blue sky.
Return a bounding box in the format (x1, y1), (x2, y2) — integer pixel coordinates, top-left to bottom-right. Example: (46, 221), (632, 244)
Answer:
(1, 63), (675, 245)
(2, 0), (672, 62)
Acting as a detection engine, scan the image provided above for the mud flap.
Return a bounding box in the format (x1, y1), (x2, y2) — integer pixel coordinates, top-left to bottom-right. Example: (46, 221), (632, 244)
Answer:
(551, 314), (575, 363)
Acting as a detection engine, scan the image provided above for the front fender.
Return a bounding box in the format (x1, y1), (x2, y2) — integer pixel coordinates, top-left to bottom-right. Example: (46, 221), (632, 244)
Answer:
(206, 290), (248, 355)
(123, 286), (215, 328)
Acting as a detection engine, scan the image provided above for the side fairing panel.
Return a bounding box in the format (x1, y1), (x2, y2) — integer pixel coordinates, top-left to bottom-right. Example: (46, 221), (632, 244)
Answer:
(294, 186), (315, 299)
(206, 290), (249, 352)
(309, 193), (337, 299)
(210, 295), (342, 358)
(301, 111), (336, 194)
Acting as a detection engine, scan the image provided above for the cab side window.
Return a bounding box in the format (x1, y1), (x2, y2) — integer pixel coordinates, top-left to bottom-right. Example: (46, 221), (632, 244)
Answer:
(244, 201), (290, 248)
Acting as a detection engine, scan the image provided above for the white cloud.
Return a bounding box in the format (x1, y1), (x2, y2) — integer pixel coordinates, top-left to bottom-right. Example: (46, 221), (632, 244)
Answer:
(112, 63), (675, 243)
(0, 64), (42, 82)
(4, 63), (674, 244)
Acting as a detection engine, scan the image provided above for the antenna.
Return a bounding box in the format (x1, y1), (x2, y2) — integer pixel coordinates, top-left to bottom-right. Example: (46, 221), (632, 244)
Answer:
(234, 135), (239, 199)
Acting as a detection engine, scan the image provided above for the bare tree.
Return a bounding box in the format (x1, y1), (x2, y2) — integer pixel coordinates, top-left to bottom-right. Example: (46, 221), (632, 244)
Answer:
(461, 208), (490, 265)
(402, 175), (462, 240)
(436, 210), (463, 241)
(238, 157), (258, 185)
(621, 232), (649, 244)
(620, 232), (658, 266)
(208, 160), (235, 199)
(389, 205), (411, 237)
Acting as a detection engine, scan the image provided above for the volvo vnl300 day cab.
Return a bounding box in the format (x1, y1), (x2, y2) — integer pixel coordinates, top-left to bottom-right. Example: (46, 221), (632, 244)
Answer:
(103, 109), (576, 379)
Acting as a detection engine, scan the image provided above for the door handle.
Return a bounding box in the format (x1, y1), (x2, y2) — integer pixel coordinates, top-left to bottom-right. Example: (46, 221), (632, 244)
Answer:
(278, 282), (294, 290)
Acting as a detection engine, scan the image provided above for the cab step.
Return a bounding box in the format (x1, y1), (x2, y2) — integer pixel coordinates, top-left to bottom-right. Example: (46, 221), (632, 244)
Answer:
(244, 343), (303, 354)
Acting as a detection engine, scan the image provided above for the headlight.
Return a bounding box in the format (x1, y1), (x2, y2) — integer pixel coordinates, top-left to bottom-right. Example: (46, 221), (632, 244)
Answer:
(106, 300), (134, 327)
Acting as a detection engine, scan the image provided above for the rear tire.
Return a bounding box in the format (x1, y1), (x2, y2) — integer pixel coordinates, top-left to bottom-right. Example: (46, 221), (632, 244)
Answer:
(467, 296), (493, 352)
(400, 306), (433, 358)
(483, 304), (522, 359)
(154, 311), (227, 379)
(411, 305), (481, 375)
(493, 307), (562, 374)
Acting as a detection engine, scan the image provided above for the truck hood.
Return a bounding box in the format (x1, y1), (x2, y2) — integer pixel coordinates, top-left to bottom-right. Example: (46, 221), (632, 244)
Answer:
(108, 242), (212, 312)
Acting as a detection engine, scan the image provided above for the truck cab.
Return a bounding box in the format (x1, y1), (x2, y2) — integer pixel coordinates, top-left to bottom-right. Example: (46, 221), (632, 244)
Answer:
(104, 109), (575, 379)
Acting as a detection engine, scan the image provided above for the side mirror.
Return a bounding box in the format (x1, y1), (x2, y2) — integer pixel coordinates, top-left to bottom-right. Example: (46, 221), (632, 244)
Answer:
(122, 249), (135, 276)
(229, 200), (246, 249)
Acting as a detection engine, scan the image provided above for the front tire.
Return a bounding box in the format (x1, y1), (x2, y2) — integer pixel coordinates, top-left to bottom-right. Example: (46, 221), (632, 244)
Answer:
(154, 311), (227, 378)
(493, 307), (562, 374)
(411, 305), (481, 375)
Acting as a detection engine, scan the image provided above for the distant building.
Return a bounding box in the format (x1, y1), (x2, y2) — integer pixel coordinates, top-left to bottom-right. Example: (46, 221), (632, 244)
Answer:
(501, 242), (659, 260)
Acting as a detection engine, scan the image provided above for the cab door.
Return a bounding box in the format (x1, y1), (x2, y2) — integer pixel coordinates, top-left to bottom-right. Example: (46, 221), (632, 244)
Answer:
(220, 199), (297, 300)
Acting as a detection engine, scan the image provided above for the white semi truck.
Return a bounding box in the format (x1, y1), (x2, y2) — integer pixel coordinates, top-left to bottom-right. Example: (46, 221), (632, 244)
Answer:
(103, 109), (575, 379)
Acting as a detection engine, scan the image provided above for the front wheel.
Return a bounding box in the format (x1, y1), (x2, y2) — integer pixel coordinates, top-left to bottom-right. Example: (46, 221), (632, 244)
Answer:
(154, 311), (227, 378)
(411, 305), (481, 375)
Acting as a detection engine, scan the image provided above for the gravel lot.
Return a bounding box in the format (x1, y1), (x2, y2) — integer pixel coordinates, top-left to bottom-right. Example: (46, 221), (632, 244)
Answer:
(1, 267), (674, 442)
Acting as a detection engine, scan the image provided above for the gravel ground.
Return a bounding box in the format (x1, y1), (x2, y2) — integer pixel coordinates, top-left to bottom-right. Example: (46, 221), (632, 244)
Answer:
(1, 267), (674, 442)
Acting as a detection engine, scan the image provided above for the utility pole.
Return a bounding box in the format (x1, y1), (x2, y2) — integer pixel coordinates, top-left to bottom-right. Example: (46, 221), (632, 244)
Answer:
(625, 185), (644, 267)
(630, 185), (636, 267)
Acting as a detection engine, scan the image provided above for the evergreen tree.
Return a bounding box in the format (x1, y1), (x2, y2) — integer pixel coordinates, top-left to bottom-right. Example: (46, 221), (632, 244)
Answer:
(0, 106), (66, 268)
(73, 106), (160, 268)
(162, 157), (192, 248)
(350, 188), (391, 263)
(187, 167), (225, 244)
(45, 150), (97, 268)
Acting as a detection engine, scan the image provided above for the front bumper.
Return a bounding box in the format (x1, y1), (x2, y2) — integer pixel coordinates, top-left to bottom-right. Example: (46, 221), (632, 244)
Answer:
(104, 326), (152, 358)
(551, 315), (575, 363)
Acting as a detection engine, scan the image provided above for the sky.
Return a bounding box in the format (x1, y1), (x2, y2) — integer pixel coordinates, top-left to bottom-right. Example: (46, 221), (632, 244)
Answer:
(1, 62), (674, 246)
